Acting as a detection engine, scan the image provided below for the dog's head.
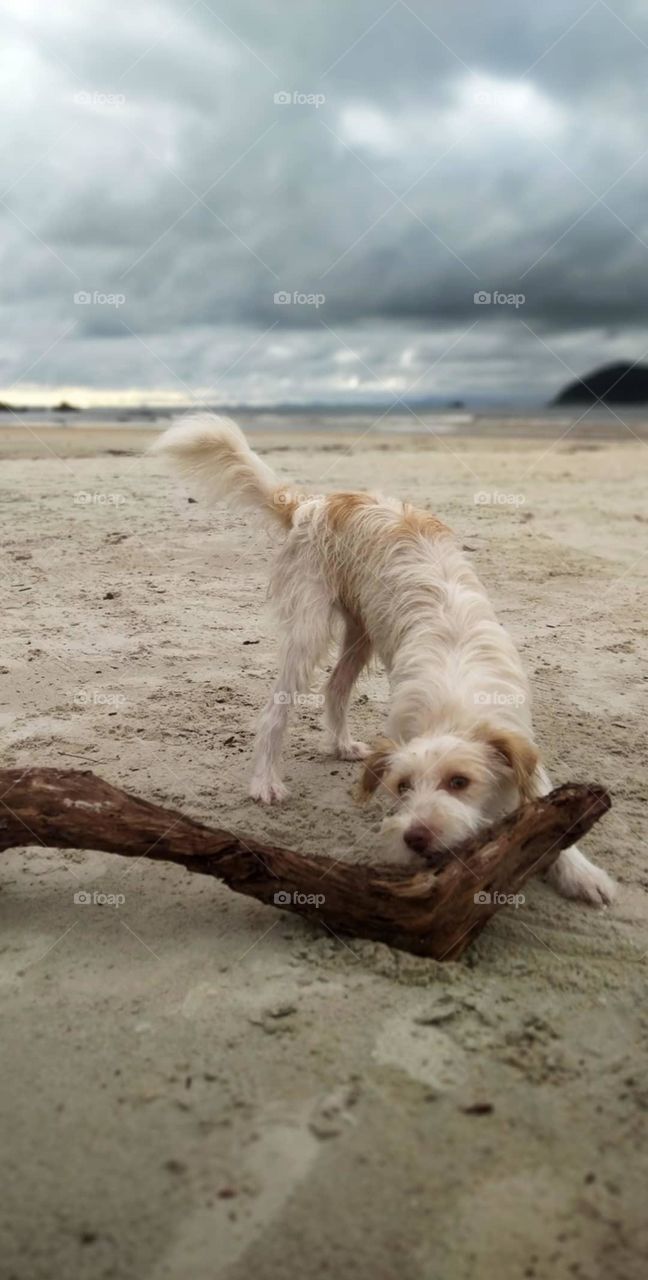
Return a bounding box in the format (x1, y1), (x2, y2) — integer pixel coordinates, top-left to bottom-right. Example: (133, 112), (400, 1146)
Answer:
(358, 724), (539, 865)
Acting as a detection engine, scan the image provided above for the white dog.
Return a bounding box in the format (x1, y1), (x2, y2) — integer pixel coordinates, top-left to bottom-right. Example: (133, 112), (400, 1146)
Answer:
(154, 414), (614, 906)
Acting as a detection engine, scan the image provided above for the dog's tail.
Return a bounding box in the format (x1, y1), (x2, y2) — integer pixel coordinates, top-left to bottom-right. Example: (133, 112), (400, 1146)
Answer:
(150, 413), (299, 528)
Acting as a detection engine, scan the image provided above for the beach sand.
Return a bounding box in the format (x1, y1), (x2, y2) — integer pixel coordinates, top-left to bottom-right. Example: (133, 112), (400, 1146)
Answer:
(1, 420), (647, 1279)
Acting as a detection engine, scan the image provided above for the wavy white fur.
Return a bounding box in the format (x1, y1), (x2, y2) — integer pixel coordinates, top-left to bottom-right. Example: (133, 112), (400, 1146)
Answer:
(153, 413), (615, 907)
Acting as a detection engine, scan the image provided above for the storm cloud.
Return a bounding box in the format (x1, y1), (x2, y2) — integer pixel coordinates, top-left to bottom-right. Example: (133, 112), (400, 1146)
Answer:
(2, 0), (648, 404)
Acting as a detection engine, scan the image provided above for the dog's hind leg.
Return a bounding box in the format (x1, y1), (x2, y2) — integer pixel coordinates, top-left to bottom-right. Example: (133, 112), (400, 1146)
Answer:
(249, 582), (333, 804)
(325, 612), (372, 760)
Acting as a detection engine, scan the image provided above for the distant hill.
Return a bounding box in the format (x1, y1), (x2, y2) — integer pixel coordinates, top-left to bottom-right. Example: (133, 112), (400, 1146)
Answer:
(554, 362), (648, 405)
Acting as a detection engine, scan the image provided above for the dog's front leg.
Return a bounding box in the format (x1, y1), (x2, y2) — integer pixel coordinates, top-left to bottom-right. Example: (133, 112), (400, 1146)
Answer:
(533, 765), (616, 905)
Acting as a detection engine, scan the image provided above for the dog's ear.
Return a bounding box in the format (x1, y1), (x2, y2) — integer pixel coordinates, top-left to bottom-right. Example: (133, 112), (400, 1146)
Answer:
(475, 724), (539, 800)
(357, 737), (396, 801)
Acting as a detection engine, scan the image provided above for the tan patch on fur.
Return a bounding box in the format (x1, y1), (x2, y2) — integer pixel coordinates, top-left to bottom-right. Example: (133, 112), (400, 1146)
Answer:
(474, 723), (539, 800)
(325, 491), (378, 532)
(320, 491), (451, 622)
(357, 736), (397, 800)
(323, 493), (378, 617)
(326, 492), (448, 540)
(397, 504), (451, 539)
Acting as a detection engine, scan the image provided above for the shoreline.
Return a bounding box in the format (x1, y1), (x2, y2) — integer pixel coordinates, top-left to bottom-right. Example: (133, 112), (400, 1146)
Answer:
(1, 411), (648, 461)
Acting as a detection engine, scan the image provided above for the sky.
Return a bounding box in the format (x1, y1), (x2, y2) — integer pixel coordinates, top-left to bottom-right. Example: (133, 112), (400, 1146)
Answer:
(2, 0), (648, 407)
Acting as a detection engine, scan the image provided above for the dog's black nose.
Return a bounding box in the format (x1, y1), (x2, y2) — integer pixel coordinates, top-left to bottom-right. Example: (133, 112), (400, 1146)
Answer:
(403, 823), (432, 855)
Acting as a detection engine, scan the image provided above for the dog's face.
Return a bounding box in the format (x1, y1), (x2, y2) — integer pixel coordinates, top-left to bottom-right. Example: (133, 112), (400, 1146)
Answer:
(359, 725), (539, 866)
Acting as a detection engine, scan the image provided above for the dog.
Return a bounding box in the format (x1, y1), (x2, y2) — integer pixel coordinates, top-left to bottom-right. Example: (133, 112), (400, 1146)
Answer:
(153, 413), (615, 906)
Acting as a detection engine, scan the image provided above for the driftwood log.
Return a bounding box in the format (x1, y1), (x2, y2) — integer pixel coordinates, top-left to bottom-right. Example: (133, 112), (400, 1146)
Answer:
(0, 768), (610, 960)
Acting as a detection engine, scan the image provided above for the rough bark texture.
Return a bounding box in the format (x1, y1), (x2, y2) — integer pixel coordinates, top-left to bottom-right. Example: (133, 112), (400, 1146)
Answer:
(0, 767), (610, 960)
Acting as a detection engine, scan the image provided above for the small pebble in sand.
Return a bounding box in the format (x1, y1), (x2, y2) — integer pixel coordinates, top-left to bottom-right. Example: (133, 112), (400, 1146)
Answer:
(266, 1002), (297, 1019)
(414, 998), (459, 1025)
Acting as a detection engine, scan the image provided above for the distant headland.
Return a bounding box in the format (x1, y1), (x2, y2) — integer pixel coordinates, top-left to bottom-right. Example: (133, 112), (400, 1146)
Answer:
(0, 400), (80, 413)
(553, 362), (648, 405)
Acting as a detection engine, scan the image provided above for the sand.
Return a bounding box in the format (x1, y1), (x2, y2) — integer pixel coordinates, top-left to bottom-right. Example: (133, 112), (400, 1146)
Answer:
(1, 420), (647, 1279)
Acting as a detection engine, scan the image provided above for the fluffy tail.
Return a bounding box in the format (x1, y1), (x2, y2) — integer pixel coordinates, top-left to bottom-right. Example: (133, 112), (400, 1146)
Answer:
(151, 413), (298, 527)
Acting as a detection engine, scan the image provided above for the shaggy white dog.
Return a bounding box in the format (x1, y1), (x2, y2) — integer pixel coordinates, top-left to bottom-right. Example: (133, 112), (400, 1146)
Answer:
(153, 414), (614, 906)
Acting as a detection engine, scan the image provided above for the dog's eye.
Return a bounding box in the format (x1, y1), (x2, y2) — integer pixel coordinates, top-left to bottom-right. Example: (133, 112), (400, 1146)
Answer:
(447, 774), (470, 791)
(397, 778), (412, 795)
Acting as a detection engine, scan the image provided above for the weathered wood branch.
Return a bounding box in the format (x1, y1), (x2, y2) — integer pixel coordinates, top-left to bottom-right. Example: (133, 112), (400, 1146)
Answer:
(0, 768), (610, 960)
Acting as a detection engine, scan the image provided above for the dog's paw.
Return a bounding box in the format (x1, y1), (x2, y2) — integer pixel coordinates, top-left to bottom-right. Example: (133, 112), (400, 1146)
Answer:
(335, 740), (370, 761)
(547, 847), (616, 906)
(568, 864), (616, 907)
(249, 776), (289, 804)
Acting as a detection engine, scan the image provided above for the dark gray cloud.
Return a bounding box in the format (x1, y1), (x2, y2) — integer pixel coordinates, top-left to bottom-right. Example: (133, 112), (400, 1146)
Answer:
(2, 0), (648, 404)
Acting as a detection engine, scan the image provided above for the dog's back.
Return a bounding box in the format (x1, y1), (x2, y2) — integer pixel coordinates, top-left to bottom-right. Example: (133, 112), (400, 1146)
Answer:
(153, 412), (459, 644)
